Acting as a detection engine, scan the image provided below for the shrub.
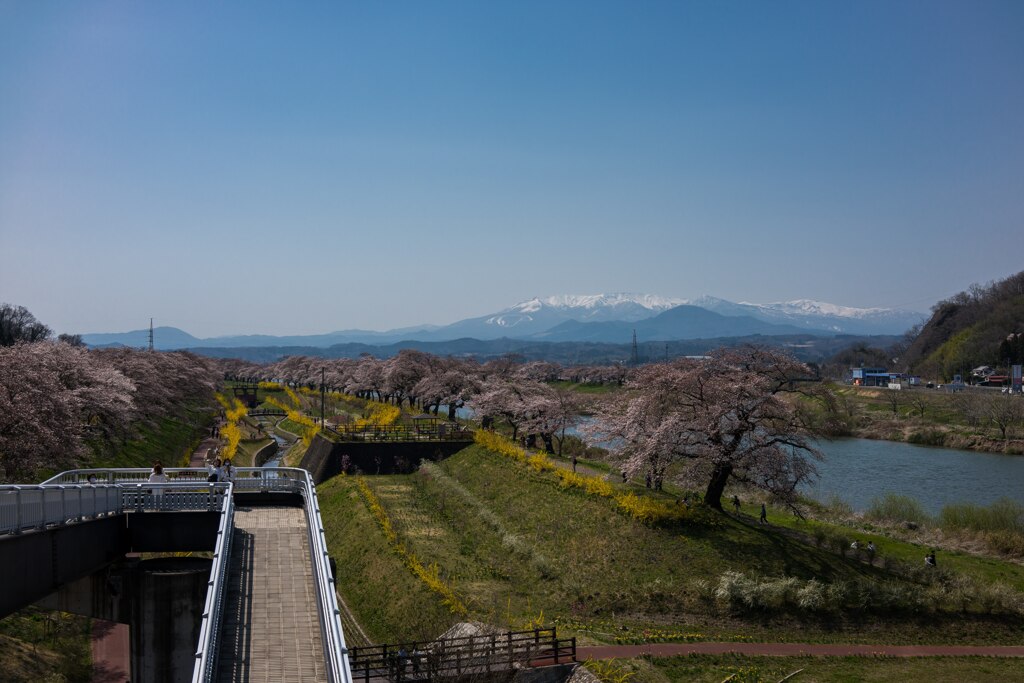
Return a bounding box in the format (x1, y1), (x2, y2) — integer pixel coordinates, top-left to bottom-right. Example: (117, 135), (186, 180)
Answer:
(866, 493), (931, 526)
(940, 498), (1024, 535)
(907, 429), (946, 446)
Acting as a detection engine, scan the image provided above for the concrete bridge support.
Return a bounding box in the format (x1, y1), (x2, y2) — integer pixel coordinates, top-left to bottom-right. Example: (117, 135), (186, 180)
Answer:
(38, 557), (211, 683)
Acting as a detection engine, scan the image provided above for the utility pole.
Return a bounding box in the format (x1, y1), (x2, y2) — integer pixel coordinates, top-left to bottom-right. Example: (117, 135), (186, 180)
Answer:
(321, 367), (326, 429)
(148, 318), (154, 352)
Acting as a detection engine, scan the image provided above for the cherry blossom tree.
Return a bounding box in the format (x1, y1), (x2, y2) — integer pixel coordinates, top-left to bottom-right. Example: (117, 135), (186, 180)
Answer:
(413, 358), (482, 419)
(0, 342), (134, 481)
(587, 347), (822, 511)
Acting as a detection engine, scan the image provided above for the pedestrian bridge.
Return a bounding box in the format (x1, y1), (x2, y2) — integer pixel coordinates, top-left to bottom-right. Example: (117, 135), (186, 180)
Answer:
(0, 467), (352, 683)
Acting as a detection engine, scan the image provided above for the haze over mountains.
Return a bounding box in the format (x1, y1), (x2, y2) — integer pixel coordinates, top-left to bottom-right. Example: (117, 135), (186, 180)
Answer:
(81, 293), (924, 351)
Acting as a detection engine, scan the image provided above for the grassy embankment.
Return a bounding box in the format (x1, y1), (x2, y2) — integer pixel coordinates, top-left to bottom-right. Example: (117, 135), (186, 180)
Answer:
(808, 384), (1024, 454)
(621, 654), (1024, 682)
(319, 442), (1024, 652)
(0, 609), (92, 683)
(81, 405), (214, 471)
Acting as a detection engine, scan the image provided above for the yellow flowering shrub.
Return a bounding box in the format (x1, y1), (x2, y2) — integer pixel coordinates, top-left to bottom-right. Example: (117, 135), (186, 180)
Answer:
(476, 431), (690, 526)
(354, 402), (401, 427)
(265, 394), (319, 445)
(356, 478), (468, 616)
(258, 381), (282, 391)
(215, 393), (248, 460)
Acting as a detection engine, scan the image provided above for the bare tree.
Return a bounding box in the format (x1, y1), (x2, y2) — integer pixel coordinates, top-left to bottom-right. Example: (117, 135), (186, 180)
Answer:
(0, 304), (52, 346)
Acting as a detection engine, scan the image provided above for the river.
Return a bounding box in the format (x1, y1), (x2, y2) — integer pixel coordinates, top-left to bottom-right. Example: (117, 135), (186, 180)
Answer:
(429, 410), (1024, 515)
(808, 438), (1024, 515)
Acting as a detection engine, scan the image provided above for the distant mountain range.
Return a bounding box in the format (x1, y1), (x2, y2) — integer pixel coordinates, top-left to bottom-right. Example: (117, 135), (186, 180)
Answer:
(81, 293), (925, 351)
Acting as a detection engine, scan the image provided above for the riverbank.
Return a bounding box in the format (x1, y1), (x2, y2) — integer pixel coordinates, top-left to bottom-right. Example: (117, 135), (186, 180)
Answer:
(811, 385), (1024, 456)
(848, 418), (1024, 455)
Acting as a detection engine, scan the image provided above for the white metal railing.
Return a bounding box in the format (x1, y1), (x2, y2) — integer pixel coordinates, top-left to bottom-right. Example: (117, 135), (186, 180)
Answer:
(297, 470), (353, 683)
(191, 482), (234, 683)
(0, 484), (122, 535)
(30, 467), (351, 683)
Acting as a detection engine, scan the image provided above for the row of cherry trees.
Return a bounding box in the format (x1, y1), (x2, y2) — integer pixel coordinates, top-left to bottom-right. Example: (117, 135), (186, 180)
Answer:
(218, 351), (589, 453)
(0, 341), (218, 481)
(217, 346), (822, 509)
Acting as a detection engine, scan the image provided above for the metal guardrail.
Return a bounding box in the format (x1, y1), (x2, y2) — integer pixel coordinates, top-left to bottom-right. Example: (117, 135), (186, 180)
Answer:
(297, 468), (354, 683)
(37, 468), (352, 683)
(0, 484), (122, 535)
(191, 482), (234, 683)
(325, 424), (473, 443)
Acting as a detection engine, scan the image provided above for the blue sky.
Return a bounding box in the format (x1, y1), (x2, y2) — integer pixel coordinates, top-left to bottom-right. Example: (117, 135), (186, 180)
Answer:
(1, 1), (1022, 337)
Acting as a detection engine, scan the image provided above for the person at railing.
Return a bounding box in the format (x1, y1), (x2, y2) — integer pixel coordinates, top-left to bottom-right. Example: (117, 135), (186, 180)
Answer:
(148, 463), (168, 509)
(221, 459), (235, 483)
(207, 457), (223, 483)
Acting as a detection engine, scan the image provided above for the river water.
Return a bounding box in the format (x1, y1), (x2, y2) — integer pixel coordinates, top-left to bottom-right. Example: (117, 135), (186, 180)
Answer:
(808, 438), (1024, 515)
(429, 409), (1024, 515)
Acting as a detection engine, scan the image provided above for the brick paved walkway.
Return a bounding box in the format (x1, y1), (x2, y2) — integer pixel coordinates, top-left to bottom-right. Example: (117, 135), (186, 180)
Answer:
(216, 507), (328, 683)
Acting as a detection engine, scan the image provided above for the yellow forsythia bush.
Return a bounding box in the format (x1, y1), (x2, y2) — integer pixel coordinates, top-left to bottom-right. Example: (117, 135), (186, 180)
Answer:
(215, 393), (248, 460)
(265, 394), (319, 445)
(476, 431), (689, 525)
(355, 402), (401, 428)
(356, 478), (468, 616)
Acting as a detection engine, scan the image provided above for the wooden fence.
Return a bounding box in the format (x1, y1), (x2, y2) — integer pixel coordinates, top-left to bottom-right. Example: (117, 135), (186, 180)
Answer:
(347, 628), (576, 682)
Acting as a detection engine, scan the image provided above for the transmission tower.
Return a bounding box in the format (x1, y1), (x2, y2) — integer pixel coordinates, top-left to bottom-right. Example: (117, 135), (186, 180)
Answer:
(631, 329), (639, 365)
(148, 318), (154, 352)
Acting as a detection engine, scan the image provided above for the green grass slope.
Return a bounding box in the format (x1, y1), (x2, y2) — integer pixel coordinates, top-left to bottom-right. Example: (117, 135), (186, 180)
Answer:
(320, 444), (1024, 647)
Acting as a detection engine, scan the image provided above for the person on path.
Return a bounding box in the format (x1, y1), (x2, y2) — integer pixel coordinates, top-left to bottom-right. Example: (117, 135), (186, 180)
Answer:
(221, 459), (235, 483)
(732, 495), (741, 513)
(759, 503), (768, 524)
(148, 463), (168, 509)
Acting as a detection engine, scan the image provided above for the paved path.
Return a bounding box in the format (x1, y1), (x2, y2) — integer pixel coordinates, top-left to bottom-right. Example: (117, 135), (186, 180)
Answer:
(216, 507), (328, 683)
(190, 436), (221, 468)
(577, 642), (1024, 660)
(91, 619), (130, 683)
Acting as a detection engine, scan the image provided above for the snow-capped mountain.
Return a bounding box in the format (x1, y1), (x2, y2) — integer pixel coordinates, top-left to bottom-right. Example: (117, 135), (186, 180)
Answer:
(82, 293), (924, 350)
(484, 293), (685, 330)
(682, 296), (924, 335)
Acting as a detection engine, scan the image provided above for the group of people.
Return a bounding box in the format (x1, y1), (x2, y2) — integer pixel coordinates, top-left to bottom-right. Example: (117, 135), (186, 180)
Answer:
(850, 539), (877, 556)
(205, 451), (235, 483)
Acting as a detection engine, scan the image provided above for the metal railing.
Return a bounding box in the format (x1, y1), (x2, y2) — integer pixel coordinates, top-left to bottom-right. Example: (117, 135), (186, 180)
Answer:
(0, 484), (122, 535)
(191, 482), (234, 683)
(325, 424), (473, 443)
(29, 468), (352, 683)
(347, 628), (576, 682)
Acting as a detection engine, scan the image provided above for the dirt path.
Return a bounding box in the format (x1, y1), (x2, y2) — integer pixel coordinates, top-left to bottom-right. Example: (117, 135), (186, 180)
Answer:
(576, 642), (1024, 660)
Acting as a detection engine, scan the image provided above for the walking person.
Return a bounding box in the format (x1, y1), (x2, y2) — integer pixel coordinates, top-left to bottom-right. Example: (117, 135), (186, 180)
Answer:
(732, 495), (741, 513)
(759, 503), (768, 524)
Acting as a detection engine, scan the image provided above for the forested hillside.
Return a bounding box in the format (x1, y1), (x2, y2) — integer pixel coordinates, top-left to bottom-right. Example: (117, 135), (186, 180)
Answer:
(901, 271), (1024, 379)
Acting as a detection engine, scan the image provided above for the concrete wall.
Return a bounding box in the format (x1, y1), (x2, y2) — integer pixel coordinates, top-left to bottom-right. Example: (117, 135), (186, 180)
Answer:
(301, 433), (474, 484)
(0, 515), (128, 617)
